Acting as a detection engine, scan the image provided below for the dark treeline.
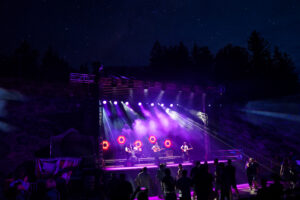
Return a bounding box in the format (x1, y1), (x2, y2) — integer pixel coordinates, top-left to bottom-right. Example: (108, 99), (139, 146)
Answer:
(0, 30), (299, 99)
(0, 41), (68, 81)
(0, 41), (101, 82)
(150, 30), (299, 99)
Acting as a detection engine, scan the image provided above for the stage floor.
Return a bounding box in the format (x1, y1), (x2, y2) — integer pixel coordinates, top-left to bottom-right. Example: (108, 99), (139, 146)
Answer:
(104, 159), (229, 171)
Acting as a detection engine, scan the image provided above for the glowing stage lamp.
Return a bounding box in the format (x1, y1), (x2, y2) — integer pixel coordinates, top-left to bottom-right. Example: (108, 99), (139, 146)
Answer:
(102, 100), (107, 105)
(117, 135), (126, 144)
(102, 140), (110, 150)
(161, 103), (164, 107)
(149, 135), (157, 144)
(164, 139), (172, 148)
(134, 140), (142, 148)
(114, 101), (118, 105)
(150, 103), (154, 107)
(170, 104), (173, 107)
(125, 101), (129, 105)
(138, 102), (142, 106)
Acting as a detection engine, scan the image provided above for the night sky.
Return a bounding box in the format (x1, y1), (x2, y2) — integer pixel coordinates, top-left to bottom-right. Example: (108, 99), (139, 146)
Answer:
(1, 0), (300, 72)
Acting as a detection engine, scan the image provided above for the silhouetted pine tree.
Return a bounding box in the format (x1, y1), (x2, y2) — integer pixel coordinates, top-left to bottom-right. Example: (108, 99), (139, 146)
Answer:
(191, 44), (214, 81)
(0, 54), (13, 77)
(150, 40), (163, 67)
(40, 46), (70, 81)
(248, 30), (272, 78)
(271, 46), (298, 94)
(215, 44), (249, 81)
(12, 40), (39, 79)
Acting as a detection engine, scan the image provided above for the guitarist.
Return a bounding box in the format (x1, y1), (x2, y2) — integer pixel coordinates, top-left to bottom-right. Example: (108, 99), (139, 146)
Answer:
(181, 142), (193, 161)
(133, 144), (142, 163)
(125, 144), (135, 161)
(152, 142), (163, 164)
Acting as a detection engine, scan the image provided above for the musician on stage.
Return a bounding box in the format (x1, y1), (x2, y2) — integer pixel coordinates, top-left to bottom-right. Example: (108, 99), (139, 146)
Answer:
(133, 144), (142, 163)
(181, 142), (192, 161)
(125, 143), (135, 161)
(152, 142), (162, 164)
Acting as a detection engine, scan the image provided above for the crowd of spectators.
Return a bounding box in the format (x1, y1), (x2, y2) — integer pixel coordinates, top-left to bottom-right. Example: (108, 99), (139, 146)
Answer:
(1, 156), (299, 200)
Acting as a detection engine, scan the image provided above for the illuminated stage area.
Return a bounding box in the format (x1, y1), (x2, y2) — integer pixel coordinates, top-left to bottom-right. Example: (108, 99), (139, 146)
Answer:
(100, 100), (211, 166)
(98, 78), (237, 168)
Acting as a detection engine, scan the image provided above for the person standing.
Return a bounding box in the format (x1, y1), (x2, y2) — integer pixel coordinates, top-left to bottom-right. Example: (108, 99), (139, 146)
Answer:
(125, 144), (134, 160)
(135, 167), (152, 192)
(181, 142), (192, 161)
(190, 161), (200, 200)
(219, 163), (230, 200)
(225, 159), (239, 199)
(117, 173), (133, 200)
(177, 164), (184, 180)
(162, 168), (177, 200)
(133, 143), (142, 163)
(156, 164), (166, 199)
(214, 159), (222, 196)
(152, 142), (162, 164)
(246, 158), (259, 190)
(176, 170), (192, 200)
(193, 164), (213, 200)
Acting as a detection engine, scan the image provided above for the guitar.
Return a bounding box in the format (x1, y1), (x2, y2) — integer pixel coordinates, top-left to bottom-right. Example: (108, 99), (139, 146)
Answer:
(152, 146), (165, 153)
(182, 147), (193, 152)
(181, 146), (193, 153)
(125, 147), (136, 154)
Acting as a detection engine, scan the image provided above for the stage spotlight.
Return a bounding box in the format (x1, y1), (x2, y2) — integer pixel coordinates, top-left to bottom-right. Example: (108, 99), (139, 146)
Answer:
(161, 103), (164, 107)
(170, 104), (173, 107)
(134, 140), (142, 148)
(117, 135), (126, 144)
(149, 135), (157, 144)
(138, 102), (142, 106)
(102, 140), (110, 150)
(150, 103), (154, 107)
(164, 139), (172, 148)
(125, 101), (129, 105)
(114, 101), (118, 105)
(102, 100), (107, 105)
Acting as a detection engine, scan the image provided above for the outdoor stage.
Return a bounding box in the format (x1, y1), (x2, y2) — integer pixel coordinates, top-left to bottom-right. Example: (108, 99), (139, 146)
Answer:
(103, 159), (229, 171)
(103, 148), (243, 171)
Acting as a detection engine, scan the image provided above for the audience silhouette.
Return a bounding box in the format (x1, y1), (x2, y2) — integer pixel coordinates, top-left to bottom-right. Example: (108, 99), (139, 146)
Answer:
(161, 168), (176, 200)
(3, 157), (300, 200)
(176, 170), (192, 200)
